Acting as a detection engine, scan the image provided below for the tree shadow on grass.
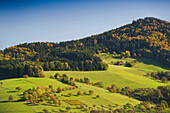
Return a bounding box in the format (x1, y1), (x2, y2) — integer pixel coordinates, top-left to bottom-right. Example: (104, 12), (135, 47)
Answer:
(135, 58), (170, 70)
(92, 97), (97, 99)
(0, 99), (23, 103)
(7, 91), (17, 93)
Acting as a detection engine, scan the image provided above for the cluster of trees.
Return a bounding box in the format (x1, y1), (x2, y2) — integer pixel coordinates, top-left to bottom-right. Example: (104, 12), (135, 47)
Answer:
(0, 51), (108, 79)
(146, 71), (170, 83)
(52, 72), (104, 87)
(0, 57), (108, 79)
(107, 84), (170, 106)
(75, 77), (104, 88)
(51, 73), (104, 89)
(0, 60), (44, 79)
(22, 85), (78, 106)
(110, 101), (169, 113)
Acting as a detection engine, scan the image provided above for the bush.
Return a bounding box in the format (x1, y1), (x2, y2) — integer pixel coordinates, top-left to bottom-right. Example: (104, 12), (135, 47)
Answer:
(49, 85), (53, 89)
(16, 87), (22, 91)
(89, 90), (94, 95)
(43, 108), (49, 113)
(66, 107), (71, 111)
(8, 95), (13, 101)
(68, 92), (72, 97)
(125, 61), (134, 67)
(96, 95), (100, 98)
(83, 91), (87, 95)
(77, 91), (81, 96)
(54, 73), (62, 79)
(57, 87), (62, 93)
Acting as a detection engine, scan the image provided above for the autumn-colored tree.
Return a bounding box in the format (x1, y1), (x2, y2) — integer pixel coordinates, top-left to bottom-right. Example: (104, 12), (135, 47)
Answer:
(94, 39), (97, 44)
(23, 75), (29, 78)
(57, 87), (62, 93)
(77, 91), (81, 96)
(161, 76), (168, 83)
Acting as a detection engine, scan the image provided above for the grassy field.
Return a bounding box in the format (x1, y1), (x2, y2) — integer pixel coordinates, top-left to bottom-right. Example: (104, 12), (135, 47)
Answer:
(45, 54), (170, 89)
(0, 77), (140, 112)
(0, 54), (169, 112)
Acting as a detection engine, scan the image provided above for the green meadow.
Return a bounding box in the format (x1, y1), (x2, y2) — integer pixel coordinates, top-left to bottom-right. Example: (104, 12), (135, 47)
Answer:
(0, 54), (169, 112)
(45, 53), (170, 89)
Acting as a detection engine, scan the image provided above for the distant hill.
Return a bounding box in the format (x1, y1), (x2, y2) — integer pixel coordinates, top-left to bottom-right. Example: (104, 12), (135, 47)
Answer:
(0, 17), (169, 79)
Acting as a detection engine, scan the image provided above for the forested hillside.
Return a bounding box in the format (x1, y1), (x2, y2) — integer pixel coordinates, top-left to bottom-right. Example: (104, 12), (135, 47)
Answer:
(0, 17), (169, 79)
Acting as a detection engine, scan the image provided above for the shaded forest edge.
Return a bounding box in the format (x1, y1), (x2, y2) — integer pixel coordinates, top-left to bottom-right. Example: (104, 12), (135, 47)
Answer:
(0, 17), (169, 79)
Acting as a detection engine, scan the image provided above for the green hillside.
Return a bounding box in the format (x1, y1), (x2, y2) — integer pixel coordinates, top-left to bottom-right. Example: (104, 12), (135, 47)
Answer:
(0, 54), (169, 113)
(0, 77), (140, 113)
(45, 53), (170, 89)
(0, 17), (170, 113)
(0, 17), (170, 79)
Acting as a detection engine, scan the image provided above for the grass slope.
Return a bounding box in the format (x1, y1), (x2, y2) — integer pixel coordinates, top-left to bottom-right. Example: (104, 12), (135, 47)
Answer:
(0, 54), (169, 112)
(0, 78), (70, 113)
(45, 54), (170, 89)
(0, 77), (140, 113)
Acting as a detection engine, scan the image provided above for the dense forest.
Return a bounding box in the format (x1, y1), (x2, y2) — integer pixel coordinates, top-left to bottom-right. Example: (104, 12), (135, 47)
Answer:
(0, 17), (169, 79)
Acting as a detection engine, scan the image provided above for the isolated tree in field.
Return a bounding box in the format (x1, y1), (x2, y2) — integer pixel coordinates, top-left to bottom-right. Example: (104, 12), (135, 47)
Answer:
(43, 108), (49, 113)
(68, 92), (72, 97)
(161, 76), (168, 83)
(58, 100), (62, 106)
(57, 87), (62, 93)
(49, 85), (53, 89)
(77, 91), (81, 96)
(54, 73), (62, 79)
(53, 99), (58, 105)
(8, 95), (13, 101)
(89, 90), (94, 95)
(83, 91), (87, 95)
(66, 107), (71, 111)
(16, 86), (22, 91)
(96, 95), (100, 98)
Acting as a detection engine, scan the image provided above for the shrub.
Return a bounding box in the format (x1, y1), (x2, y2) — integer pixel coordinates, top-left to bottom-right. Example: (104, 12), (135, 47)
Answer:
(57, 87), (62, 93)
(96, 95), (100, 98)
(8, 95), (13, 101)
(16, 86), (22, 91)
(54, 73), (62, 79)
(68, 92), (72, 97)
(89, 90), (94, 95)
(43, 108), (49, 113)
(125, 61), (134, 67)
(66, 107), (71, 111)
(77, 91), (81, 96)
(83, 91), (87, 95)
(49, 85), (53, 89)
